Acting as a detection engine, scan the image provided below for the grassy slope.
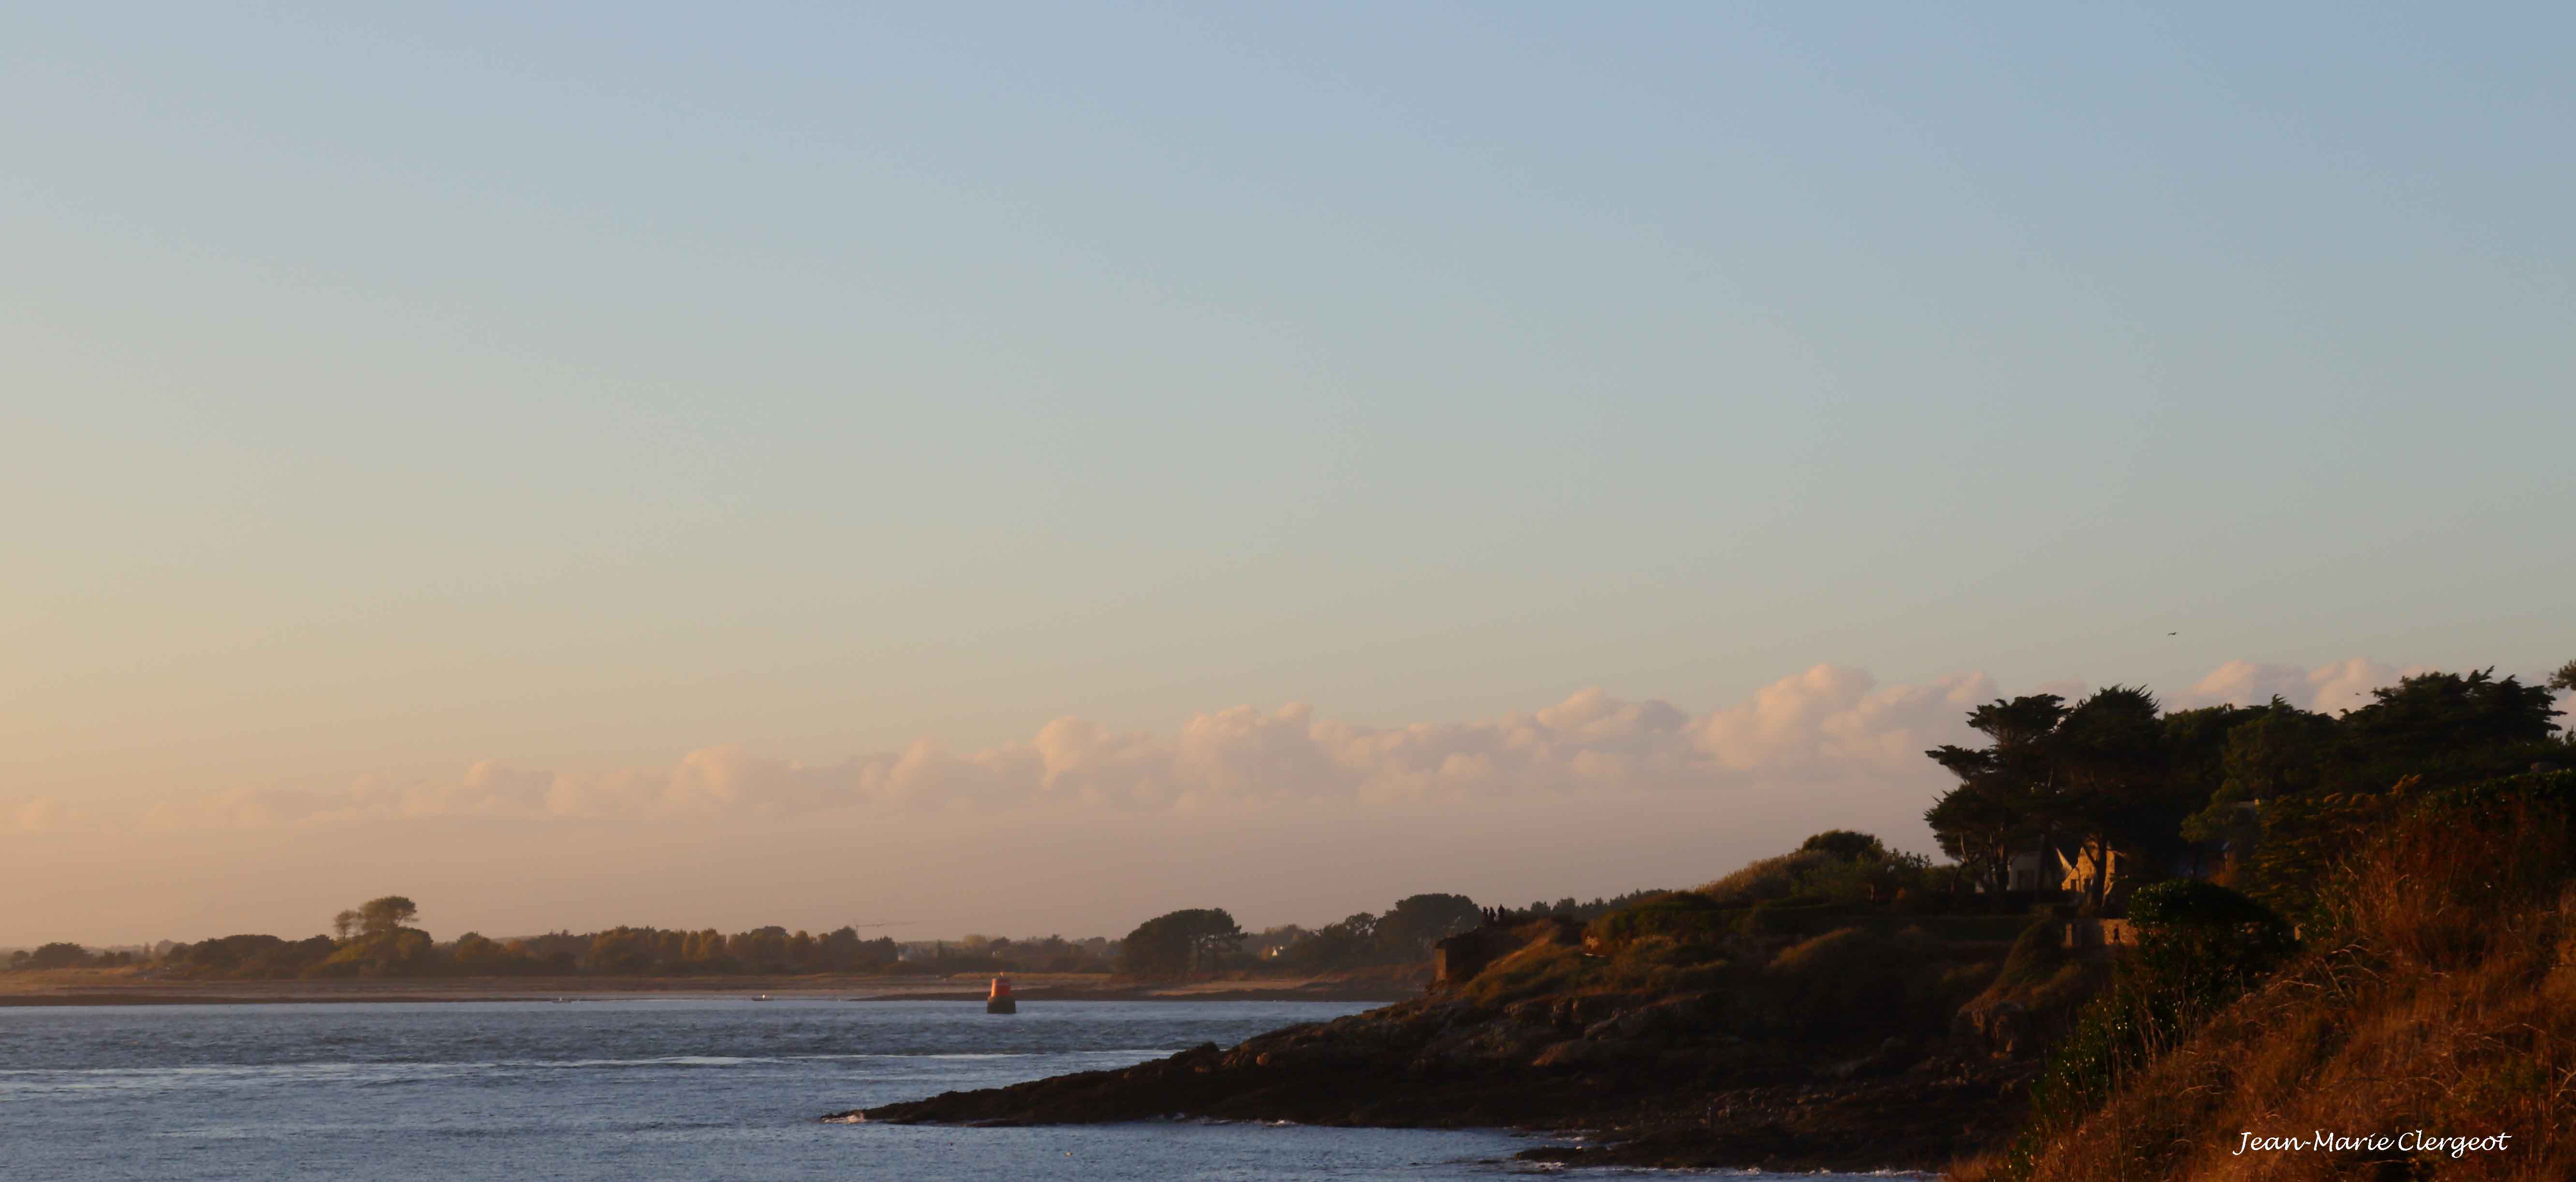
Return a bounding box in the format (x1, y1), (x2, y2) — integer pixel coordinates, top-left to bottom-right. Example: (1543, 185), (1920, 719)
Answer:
(1968, 781), (2576, 1182)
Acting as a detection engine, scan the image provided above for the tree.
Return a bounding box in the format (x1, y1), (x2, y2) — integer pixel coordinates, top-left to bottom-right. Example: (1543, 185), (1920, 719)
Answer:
(25, 942), (91, 970)
(1275, 912), (1379, 971)
(2332, 669), (2560, 790)
(1925, 751), (2023, 895)
(2176, 700), (2332, 847)
(1117, 908), (1244, 978)
(1966, 694), (2074, 751)
(452, 933), (508, 971)
(1923, 694), (2068, 895)
(1924, 688), (2181, 909)
(728, 926), (791, 973)
(2213, 702), (2333, 801)
(2045, 686), (2168, 912)
(332, 910), (363, 942)
(357, 896), (418, 936)
(1799, 830), (1889, 861)
(588, 927), (659, 974)
(1374, 893), (1482, 959)
(2549, 660), (2576, 696)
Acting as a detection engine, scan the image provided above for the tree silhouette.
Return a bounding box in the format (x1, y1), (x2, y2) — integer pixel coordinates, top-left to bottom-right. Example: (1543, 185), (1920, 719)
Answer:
(2046, 686), (2168, 912)
(1923, 694), (2067, 895)
(1117, 908), (1244, 978)
(1374, 894), (1482, 959)
(357, 896), (418, 936)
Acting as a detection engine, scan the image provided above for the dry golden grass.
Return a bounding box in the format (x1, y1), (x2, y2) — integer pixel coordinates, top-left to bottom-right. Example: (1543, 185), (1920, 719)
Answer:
(1990, 801), (2576, 1182)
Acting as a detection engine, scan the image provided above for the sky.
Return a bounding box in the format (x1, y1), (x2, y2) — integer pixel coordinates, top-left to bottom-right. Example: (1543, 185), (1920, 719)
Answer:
(3, 3), (2571, 947)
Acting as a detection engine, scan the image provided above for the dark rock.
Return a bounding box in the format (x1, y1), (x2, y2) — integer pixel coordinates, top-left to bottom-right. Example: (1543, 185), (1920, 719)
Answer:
(847, 986), (2035, 1172)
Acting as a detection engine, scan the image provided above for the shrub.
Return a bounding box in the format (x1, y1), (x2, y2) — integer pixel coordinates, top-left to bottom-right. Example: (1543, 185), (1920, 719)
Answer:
(1700, 849), (1838, 905)
(1586, 891), (1727, 949)
(1799, 830), (1889, 860)
(1765, 926), (1935, 1040)
(1701, 840), (1934, 908)
(1991, 917), (2069, 992)
(1745, 897), (1841, 936)
(2315, 778), (2574, 971)
(2124, 880), (2295, 991)
(306, 928), (435, 978)
(1457, 939), (1589, 1007)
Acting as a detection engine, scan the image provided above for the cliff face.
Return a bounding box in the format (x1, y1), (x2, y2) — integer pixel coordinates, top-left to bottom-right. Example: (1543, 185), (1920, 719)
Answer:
(845, 918), (2045, 1170)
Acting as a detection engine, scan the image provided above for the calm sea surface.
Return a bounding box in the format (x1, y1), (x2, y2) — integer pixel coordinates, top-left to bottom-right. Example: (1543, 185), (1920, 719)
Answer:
(0, 998), (1914, 1180)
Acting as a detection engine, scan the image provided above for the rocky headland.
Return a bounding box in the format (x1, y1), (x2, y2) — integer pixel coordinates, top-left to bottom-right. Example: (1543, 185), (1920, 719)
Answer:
(842, 908), (2076, 1171)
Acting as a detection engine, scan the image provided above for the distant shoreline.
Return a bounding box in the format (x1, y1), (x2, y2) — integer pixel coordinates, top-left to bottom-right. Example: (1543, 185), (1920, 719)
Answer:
(0, 972), (1418, 1008)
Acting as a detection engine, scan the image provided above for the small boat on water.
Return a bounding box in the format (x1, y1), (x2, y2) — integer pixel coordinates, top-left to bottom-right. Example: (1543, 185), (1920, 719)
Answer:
(985, 975), (1016, 1015)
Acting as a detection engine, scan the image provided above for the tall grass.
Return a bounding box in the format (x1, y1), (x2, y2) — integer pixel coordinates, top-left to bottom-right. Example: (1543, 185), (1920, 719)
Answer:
(1967, 776), (2576, 1182)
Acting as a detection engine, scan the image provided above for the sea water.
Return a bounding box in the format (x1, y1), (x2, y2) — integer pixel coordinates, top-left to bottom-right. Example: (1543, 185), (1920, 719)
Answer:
(0, 998), (1917, 1179)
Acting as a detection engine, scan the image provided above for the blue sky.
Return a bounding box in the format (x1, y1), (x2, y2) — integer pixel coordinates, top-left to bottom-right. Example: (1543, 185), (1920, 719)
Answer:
(3, 4), (2570, 939)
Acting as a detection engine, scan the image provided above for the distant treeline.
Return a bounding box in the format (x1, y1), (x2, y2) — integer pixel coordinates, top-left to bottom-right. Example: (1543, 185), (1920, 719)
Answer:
(6, 890), (1679, 982)
(7, 943), (142, 971)
(0, 870), (1899, 983)
(8, 894), (1120, 980)
(1116, 890), (1673, 979)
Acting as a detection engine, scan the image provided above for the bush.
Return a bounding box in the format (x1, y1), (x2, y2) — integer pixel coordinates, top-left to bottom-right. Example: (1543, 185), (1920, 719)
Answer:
(1743, 896), (1857, 937)
(1701, 839), (1934, 909)
(1991, 917), (2069, 992)
(21, 942), (93, 970)
(2315, 777), (2574, 971)
(1457, 939), (1589, 1007)
(306, 928), (435, 978)
(1765, 926), (1935, 1040)
(2123, 880), (2277, 931)
(1586, 891), (1727, 949)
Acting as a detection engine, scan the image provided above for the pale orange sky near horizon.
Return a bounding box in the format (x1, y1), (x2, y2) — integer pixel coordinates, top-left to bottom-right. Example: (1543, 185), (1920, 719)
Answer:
(10, 657), (2558, 948)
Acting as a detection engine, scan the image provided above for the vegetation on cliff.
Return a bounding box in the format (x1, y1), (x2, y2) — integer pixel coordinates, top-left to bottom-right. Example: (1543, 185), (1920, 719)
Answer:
(1924, 670), (2562, 911)
(1965, 769), (2576, 1182)
(858, 662), (2574, 1173)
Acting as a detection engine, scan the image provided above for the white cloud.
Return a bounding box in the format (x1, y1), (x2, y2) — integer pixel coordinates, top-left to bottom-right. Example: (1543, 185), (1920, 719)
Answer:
(2180, 658), (2422, 714)
(117, 658), (2454, 832)
(2, 798), (84, 834)
(133, 665), (1991, 828)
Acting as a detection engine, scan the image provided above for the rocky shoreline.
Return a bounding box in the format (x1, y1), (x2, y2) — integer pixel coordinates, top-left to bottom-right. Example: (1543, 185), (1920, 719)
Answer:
(839, 989), (2034, 1171)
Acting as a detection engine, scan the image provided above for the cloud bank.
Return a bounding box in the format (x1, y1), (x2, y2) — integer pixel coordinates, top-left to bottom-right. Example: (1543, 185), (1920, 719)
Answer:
(140, 666), (1995, 828)
(2177, 658), (2424, 714)
(113, 657), (2456, 833)
(1, 797), (86, 835)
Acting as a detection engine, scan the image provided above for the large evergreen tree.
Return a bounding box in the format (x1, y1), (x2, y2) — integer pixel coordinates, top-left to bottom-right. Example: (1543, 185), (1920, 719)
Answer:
(1116, 908), (1244, 978)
